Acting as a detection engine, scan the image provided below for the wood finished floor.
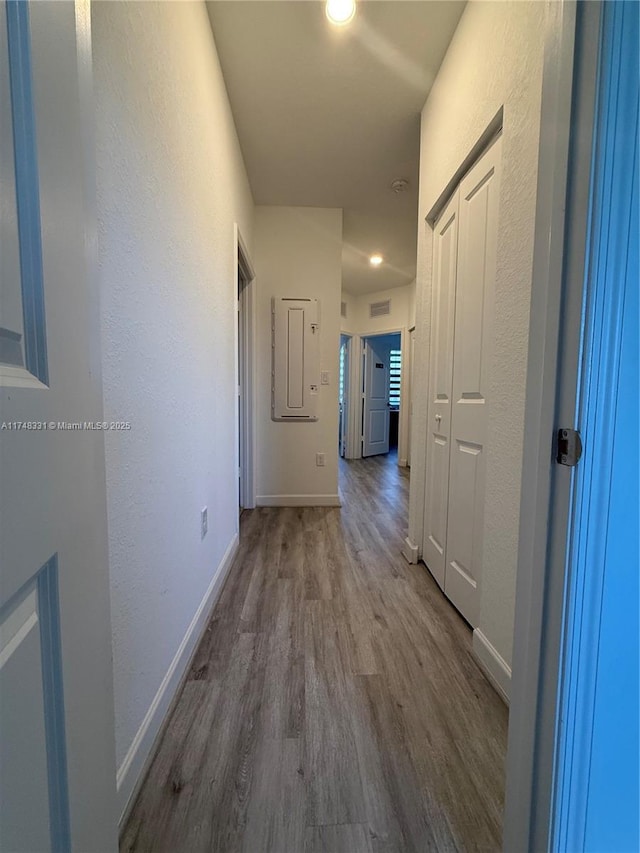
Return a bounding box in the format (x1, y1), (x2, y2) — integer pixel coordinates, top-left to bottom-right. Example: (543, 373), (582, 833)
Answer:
(121, 453), (508, 853)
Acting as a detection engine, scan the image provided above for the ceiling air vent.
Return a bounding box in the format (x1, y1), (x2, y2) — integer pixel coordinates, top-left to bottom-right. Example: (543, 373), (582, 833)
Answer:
(341, 301), (347, 318)
(369, 299), (391, 318)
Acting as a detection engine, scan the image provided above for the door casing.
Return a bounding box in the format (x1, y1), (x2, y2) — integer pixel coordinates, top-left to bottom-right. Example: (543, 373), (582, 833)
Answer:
(362, 335), (392, 457)
(234, 224), (256, 514)
(504, 1), (607, 849)
(352, 327), (409, 464)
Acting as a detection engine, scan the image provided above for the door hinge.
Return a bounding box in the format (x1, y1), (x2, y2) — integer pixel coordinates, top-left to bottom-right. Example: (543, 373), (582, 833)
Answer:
(556, 428), (582, 467)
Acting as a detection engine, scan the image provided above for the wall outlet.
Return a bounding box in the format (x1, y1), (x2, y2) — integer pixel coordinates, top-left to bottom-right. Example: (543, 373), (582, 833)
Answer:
(316, 452), (325, 467)
(201, 506), (208, 539)
(320, 370), (329, 385)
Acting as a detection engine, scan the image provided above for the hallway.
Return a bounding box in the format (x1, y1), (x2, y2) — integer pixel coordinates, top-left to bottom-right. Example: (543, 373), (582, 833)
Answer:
(121, 455), (508, 853)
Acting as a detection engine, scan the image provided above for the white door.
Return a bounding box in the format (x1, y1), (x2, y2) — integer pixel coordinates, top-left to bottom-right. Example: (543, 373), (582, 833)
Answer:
(422, 191), (460, 589)
(0, 3), (117, 851)
(444, 135), (502, 625)
(362, 338), (390, 457)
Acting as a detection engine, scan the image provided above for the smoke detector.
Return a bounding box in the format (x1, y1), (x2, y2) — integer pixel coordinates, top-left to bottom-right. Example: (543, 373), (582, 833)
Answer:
(391, 178), (409, 194)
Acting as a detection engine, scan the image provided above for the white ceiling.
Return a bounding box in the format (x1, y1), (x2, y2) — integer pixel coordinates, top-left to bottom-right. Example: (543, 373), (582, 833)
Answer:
(206, 1), (465, 295)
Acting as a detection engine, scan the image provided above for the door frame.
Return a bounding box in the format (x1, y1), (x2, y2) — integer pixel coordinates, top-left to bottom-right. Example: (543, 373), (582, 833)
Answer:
(357, 326), (408, 464)
(503, 1), (606, 848)
(407, 326), (415, 466)
(340, 329), (361, 460)
(339, 333), (351, 458)
(550, 5), (638, 848)
(234, 224), (256, 515)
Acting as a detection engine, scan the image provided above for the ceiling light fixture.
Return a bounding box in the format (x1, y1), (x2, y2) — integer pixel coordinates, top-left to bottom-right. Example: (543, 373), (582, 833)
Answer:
(326, 0), (356, 26)
(370, 254), (383, 267)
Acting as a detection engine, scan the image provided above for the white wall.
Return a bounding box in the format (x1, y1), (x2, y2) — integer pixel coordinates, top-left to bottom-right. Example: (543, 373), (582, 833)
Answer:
(93, 0), (254, 817)
(340, 291), (356, 333)
(254, 206), (343, 505)
(342, 281), (416, 336)
(409, 1), (546, 686)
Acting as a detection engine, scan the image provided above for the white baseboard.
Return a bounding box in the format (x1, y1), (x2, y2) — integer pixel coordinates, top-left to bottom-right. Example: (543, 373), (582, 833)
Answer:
(401, 536), (419, 564)
(116, 533), (239, 823)
(398, 457), (408, 467)
(472, 628), (511, 706)
(256, 494), (341, 507)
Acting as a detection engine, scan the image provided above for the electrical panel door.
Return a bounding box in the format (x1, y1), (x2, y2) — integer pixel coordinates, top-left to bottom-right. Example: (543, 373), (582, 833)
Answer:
(272, 297), (320, 421)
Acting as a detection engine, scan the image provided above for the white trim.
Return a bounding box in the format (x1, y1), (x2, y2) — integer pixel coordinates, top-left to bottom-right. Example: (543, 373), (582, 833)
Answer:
(472, 629), (511, 706)
(426, 109), (504, 226)
(116, 533), (239, 823)
(338, 329), (362, 460)
(256, 494), (341, 507)
(347, 332), (362, 459)
(234, 223), (256, 512)
(338, 333), (352, 460)
(398, 457), (407, 468)
(236, 227), (255, 283)
(401, 536), (419, 564)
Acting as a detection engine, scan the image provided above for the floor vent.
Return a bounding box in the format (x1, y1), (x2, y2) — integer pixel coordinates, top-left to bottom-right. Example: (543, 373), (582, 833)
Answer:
(369, 299), (391, 318)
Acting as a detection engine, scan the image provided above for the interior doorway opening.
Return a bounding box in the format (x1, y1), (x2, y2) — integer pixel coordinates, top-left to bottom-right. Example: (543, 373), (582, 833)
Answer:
(361, 332), (402, 458)
(338, 334), (351, 458)
(235, 225), (256, 516)
(337, 327), (411, 469)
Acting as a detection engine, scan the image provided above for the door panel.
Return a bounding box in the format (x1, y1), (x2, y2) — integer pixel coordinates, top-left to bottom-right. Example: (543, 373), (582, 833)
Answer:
(444, 135), (502, 625)
(423, 191), (459, 588)
(445, 440), (481, 620)
(362, 338), (390, 457)
(367, 408), (388, 443)
(0, 2), (118, 850)
(0, 585), (51, 853)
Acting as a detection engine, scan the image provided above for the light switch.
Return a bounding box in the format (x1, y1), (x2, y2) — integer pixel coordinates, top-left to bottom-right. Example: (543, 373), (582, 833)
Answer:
(320, 370), (329, 385)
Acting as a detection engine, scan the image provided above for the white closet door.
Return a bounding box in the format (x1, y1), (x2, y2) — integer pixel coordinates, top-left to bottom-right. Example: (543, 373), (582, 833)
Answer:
(422, 191), (460, 589)
(444, 135), (502, 626)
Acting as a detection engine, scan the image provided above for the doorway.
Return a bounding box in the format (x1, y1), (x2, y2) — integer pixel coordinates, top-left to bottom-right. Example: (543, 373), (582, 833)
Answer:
(235, 226), (255, 515)
(338, 334), (350, 458)
(407, 326), (416, 466)
(361, 332), (401, 458)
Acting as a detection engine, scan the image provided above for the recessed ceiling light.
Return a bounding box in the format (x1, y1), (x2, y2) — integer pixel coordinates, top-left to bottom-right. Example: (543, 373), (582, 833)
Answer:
(370, 254), (383, 267)
(326, 0), (356, 26)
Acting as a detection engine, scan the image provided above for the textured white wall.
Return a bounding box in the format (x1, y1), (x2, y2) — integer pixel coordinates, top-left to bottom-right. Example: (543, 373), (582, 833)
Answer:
(340, 291), (356, 333)
(409, 0), (545, 671)
(349, 281), (416, 336)
(93, 0), (253, 790)
(254, 206), (343, 504)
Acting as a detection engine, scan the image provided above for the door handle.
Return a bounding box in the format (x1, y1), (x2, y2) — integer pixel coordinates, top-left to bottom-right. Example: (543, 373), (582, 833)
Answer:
(435, 413), (442, 423)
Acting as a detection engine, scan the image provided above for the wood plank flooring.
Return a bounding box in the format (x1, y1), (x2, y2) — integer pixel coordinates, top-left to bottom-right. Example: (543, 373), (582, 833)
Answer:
(121, 453), (508, 853)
